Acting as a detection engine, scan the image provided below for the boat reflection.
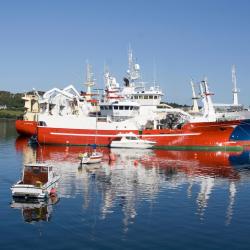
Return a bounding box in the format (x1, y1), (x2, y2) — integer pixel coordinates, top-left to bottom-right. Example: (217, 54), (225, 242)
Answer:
(15, 136), (250, 228)
(11, 196), (59, 223)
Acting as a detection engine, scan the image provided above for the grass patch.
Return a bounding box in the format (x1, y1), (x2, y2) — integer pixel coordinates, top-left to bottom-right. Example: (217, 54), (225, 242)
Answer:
(0, 109), (23, 119)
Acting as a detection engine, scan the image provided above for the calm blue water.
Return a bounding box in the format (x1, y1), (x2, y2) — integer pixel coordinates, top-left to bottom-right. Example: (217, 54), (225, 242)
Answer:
(1, 119), (250, 250)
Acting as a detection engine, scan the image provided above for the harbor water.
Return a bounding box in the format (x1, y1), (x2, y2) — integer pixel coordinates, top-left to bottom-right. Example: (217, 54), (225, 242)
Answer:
(1, 119), (250, 250)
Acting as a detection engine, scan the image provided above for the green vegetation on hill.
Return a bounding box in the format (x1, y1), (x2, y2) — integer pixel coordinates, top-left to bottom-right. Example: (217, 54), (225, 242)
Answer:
(0, 91), (25, 118)
(166, 102), (190, 108)
(0, 109), (23, 119)
(0, 91), (24, 108)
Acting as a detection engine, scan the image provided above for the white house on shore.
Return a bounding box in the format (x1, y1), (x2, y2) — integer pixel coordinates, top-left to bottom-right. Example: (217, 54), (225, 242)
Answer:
(0, 105), (7, 110)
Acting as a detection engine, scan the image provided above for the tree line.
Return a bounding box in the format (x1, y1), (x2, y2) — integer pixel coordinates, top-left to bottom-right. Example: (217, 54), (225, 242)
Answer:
(0, 91), (24, 109)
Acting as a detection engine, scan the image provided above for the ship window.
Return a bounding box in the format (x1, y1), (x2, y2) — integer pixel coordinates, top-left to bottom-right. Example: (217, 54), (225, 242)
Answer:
(154, 96), (158, 99)
(126, 136), (138, 140)
(38, 121), (47, 126)
(114, 106), (118, 110)
(113, 137), (122, 141)
(135, 95), (138, 99)
(105, 106), (108, 110)
(131, 96), (134, 99)
(139, 95), (143, 99)
(125, 106), (129, 110)
(149, 95), (153, 99)
(119, 106), (124, 110)
(144, 96), (148, 99)
(109, 106), (112, 110)
(100, 106), (104, 110)
(130, 106), (133, 110)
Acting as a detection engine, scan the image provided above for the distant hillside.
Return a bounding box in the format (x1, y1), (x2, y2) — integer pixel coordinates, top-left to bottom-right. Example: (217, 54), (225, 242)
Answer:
(0, 91), (27, 119)
(161, 101), (191, 110)
(0, 91), (24, 109)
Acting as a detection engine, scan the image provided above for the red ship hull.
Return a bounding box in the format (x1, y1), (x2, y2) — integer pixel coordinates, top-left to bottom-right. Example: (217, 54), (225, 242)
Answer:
(15, 120), (37, 136)
(37, 120), (247, 151)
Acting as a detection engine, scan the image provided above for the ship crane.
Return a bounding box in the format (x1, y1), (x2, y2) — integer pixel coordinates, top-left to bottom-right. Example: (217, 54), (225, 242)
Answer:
(190, 80), (199, 113)
(199, 78), (216, 121)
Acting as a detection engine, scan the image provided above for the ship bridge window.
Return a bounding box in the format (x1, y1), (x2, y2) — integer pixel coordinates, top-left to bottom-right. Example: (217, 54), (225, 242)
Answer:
(134, 107), (139, 110)
(126, 136), (138, 140)
(38, 121), (47, 127)
(100, 106), (104, 110)
(139, 95), (143, 99)
(125, 106), (129, 110)
(144, 96), (148, 99)
(113, 137), (122, 141)
(114, 106), (118, 110)
(104, 106), (109, 110)
(154, 96), (158, 99)
(109, 106), (112, 110)
(149, 96), (153, 99)
(135, 96), (138, 99)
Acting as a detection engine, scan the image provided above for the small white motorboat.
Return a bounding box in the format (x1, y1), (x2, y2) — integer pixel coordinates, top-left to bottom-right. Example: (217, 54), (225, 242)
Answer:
(79, 151), (103, 164)
(110, 132), (156, 149)
(11, 163), (60, 199)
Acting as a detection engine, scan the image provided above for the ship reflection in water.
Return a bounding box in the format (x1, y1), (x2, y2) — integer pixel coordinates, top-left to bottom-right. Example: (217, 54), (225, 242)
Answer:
(15, 136), (250, 228)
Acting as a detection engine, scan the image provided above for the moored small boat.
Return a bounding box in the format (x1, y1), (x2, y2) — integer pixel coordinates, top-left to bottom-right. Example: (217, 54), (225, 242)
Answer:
(79, 151), (103, 164)
(110, 132), (156, 149)
(11, 163), (60, 199)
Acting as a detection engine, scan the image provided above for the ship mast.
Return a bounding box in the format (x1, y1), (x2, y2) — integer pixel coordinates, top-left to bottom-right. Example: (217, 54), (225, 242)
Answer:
(190, 80), (199, 113)
(232, 65), (239, 105)
(84, 63), (95, 101)
(127, 46), (140, 85)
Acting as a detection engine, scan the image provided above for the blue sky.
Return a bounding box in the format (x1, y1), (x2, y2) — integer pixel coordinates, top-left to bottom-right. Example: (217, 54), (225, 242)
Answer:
(0, 0), (250, 105)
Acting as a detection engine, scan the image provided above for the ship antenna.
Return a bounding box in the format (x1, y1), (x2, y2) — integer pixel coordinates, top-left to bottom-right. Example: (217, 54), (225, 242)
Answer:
(153, 60), (157, 88)
(232, 64), (239, 105)
(127, 45), (140, 85)
(128, 44), (133, 82)
(84, 62), (95, 101)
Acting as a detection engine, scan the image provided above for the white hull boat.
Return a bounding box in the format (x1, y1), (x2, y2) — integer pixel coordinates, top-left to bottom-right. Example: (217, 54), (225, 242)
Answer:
(79, 151), (103, 164)
(11, 163), (60, 199)
(110, 132), (156, 149)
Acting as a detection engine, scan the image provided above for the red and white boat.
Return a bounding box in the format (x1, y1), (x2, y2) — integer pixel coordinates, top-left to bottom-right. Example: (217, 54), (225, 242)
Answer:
(16, 50), (250, 151)
(36, 79), (249, 151)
